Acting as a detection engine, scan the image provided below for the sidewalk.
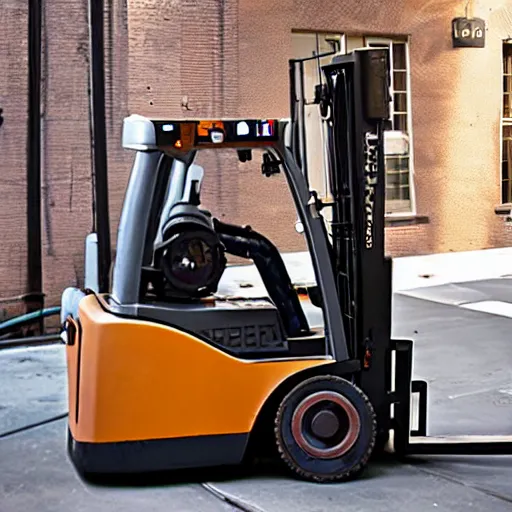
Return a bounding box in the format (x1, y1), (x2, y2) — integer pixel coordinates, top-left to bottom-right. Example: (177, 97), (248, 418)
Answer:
(391, 247), (512, 292)
(219, 247), (512, 297)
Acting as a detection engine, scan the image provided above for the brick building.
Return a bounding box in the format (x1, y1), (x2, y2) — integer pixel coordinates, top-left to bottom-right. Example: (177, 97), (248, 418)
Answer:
(2, 0), (512, 316)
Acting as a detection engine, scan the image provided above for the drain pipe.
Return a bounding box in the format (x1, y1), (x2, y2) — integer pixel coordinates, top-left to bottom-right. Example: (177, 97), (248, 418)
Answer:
(26, 0), (44, 329)
(88, 0), (111, 293)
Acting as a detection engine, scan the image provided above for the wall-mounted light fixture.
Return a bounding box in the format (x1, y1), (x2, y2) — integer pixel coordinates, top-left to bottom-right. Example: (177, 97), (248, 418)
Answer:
(452, 16), (486, 48)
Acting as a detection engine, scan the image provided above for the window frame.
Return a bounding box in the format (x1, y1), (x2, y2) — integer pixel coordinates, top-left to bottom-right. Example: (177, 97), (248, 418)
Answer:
(363, 35), (417, 217)
(501, 41), (512, 206)
(291, 31), (418, 218)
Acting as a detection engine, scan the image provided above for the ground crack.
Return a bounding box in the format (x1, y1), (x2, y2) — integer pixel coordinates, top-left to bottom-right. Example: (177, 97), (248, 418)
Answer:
(201, 482), (267, 512)
(410, 464), (512, 505)
(0, 413), (68, 439)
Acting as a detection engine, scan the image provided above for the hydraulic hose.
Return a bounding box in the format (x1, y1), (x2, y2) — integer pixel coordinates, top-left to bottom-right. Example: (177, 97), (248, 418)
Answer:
(214, 219), (310, 338)
(0, 306), (60, 335)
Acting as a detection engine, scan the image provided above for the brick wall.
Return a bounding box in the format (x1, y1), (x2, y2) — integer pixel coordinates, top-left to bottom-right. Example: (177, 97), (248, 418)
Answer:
(40, 0), (130, 310)
(3, 0), (512, 311)
(0, 0), (129, 314)
(0, 1), (29, 302)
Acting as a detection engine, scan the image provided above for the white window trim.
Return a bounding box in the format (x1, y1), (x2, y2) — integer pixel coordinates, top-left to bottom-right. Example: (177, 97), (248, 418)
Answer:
(500, 41), (512, 204)
(364, 36), (417, 217)
(500, 119), (512, 205)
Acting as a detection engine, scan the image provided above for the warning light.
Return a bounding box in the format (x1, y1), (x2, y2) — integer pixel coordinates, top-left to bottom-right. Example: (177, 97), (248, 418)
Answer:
(198, 121), (224, 137)
(174, 140), (183, 149)
(236, 121), (250, 136)
(210, 130), (224, 144)
(363, 348), (372, 369)
(257, 120), (275, 137)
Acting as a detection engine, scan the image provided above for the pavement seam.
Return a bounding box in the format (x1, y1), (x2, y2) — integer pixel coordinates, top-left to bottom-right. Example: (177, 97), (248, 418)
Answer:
(201, 482), (267, 512)
(408, 463), (512, 505)
(0, 413), (68, 440)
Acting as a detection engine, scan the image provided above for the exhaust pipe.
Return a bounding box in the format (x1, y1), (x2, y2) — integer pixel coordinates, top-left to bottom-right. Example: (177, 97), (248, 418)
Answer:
(214, 220), (310, 338)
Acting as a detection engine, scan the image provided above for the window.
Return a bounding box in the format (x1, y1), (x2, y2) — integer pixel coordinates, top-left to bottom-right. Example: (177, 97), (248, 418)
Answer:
(291, 32), (415, 215)
(502, 42), (512, 204)
(362, 37), (414, 214)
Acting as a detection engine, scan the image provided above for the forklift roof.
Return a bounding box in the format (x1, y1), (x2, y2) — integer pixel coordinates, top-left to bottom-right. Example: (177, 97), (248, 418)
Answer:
(122, 114), (280, 153)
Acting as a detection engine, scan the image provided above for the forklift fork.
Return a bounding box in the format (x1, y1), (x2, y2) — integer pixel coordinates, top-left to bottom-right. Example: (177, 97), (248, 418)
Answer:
(393, 339), (512, 456)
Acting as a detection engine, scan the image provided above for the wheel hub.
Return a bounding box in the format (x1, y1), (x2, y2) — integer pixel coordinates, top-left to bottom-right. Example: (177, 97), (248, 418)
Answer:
(291, 391), (361, 459)
(311, 410), (340, 439)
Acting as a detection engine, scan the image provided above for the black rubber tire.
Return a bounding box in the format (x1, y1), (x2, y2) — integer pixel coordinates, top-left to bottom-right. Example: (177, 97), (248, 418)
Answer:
(274, 375), (376, 483)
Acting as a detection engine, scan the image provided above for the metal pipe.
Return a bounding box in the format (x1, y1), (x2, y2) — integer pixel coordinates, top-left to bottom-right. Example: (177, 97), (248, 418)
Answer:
(288, 59), (300, 165)
(214, 220), (311, 338)
(0, 334), (61, 351)
(292, 50), (337, 64)
(26, 0), (43, 318)
(88, 0), (112, 293)
(0, 306), (60, 335)
(298, 60), (309, 187)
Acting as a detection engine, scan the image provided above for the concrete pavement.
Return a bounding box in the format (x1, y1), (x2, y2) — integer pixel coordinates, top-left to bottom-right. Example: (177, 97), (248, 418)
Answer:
(2, 250), (512, 510)
(0, 420), (238, 512)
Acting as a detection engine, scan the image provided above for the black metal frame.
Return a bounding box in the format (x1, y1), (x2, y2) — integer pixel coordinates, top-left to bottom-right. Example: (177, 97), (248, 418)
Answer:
(318, 50), (394, 446)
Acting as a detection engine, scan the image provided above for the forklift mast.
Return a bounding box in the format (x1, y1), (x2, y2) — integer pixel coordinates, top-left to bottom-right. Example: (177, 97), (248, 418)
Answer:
(292, 49), (512, 456)
(290, 49), (393, 441)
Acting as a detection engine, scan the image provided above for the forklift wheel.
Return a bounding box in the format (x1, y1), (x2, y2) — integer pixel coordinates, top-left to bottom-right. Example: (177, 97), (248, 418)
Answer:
(274, 375), (376, 483)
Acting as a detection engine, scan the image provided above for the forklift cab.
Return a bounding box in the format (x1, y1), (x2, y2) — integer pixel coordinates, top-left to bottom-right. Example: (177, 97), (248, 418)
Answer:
(107, 116), (347, 362)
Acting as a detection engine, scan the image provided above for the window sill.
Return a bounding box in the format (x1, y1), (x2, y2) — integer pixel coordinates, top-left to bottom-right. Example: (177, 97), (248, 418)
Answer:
(495, 204), (512, 215)
(385, 214), (429, 227)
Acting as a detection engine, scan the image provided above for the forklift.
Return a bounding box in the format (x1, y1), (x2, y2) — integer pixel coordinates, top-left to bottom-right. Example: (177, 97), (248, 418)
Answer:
(61, 47), (512, 484)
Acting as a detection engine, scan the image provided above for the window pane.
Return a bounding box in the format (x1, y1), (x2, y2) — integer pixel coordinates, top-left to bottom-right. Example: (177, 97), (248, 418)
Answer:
(503, 44), (512, 120)
(386, 171), (409, 186)
(386, 171), (400, 186)
(393, 71), (407, 92)
(502, 158), (509, 182)
(386, 188), (399, 200)
(394, 92), (408, 113)
(392, 42), (407, 70)
(386, 156), (409, 171)
(503, 44), (512, 75)
(377, 38), (412, 213)
(502, 125), (512, 203)
(504, 76), (512, 93)
(502, 168), (509, 204)
(393, 113), (408, 131)
(399, 170), (410, 186)
(505, 95), (512, 119)
(385, 154), (410, 211)
(386, 199), (411, 213)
